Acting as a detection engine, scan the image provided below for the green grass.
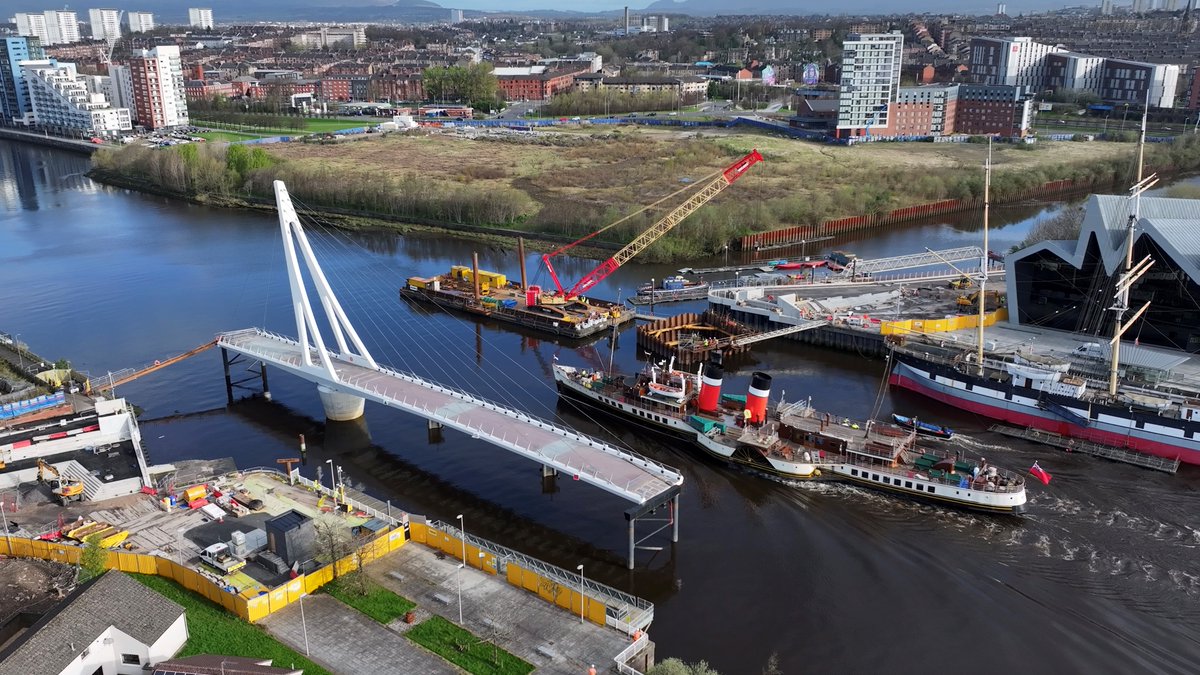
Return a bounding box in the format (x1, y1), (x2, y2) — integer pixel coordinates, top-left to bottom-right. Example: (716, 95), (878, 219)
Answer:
(196, 131), (270, 142)
(302, 118), (375, 132)
(407, 615), (534, 675)
(195, 118), (372, 137)
(321, 575), (415, 624)
(133, 575), (331, 675)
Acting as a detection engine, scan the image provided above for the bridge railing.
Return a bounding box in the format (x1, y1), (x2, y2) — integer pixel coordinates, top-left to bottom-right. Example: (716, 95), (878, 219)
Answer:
(220, 329), (684, 500)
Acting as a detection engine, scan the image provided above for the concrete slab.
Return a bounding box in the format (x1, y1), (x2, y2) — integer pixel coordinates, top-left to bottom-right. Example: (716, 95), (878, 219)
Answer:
(260, 594), (457, 675)
(368, 545), (632, 675)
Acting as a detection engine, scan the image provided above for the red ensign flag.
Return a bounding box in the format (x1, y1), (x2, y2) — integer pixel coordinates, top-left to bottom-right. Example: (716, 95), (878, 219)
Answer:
(1029, 462), (1052, 485)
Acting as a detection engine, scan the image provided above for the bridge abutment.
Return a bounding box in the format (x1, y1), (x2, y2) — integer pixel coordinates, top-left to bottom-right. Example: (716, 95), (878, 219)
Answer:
(317, 385), (365, 421)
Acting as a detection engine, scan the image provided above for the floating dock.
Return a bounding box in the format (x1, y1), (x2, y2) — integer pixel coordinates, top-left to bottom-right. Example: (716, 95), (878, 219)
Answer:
(399, 250), (632, 339)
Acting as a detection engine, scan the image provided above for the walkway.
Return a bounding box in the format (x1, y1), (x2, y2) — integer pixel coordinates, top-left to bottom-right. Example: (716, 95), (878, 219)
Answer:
(218, 328), (682, 507)
(367, 545), (633, 675)
(261, 594), (456, 675)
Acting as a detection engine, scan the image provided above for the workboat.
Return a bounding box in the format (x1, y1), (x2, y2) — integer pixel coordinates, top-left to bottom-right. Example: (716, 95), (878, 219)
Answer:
(554, 359), (1027, 514)
(630, 275), (710, 305)
(891, 414), (954, 440)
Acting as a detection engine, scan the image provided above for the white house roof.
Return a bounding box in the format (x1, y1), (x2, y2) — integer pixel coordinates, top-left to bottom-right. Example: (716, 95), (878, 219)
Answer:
(0, 572), (185, 675)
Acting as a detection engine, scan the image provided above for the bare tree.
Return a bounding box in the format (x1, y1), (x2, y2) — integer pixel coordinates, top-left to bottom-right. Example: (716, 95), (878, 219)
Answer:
(313, 521), (352, 579)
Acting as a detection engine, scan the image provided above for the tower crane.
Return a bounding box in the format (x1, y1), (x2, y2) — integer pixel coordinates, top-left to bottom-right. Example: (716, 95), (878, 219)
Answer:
(541, 149), (764, 300)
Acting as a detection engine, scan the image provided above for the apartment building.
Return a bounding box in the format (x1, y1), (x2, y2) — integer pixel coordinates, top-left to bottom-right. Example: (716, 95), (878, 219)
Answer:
(294, 26), (367, 49)
(1043, 52), (1104, 94)
(89, 8), (122, 43)
(969, 36), (1061, 89)
(1100, 58), (1179, 107)
(20, 60), (131, 136)
(493, 65), (582, 101)
(837, 31), (905, 137)
(129, 46), (189, 129)
(893, 85), (957, 136)
(127, 12), (156, 33)
(955, 84), (1032, 137)
(0, 37), (44, 124)
(573, 73), (706, 99)
(188, 8), (214, 30)
(16, 11), (81, 46)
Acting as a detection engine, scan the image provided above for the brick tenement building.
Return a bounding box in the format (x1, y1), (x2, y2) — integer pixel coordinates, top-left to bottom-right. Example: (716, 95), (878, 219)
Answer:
(892, 85), (957, 136)
(371, 73), (424, 102)
(494, 65), (586, 101)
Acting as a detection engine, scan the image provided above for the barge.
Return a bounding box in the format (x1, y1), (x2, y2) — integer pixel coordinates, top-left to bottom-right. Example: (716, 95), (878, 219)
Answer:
(400, 254), (632, 339)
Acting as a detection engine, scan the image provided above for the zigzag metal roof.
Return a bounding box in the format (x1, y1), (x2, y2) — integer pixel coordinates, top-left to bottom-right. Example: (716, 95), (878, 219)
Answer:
(1010, 194), (1200, 282)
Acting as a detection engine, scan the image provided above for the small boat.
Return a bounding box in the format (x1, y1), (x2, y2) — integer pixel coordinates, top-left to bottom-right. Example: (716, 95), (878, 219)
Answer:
(827, 262), (845, 273)
(987, 250), (1005, 262)
(647, 381), (686, 402)
(891, 413), (954, 440)
(774, 261), (805, 270)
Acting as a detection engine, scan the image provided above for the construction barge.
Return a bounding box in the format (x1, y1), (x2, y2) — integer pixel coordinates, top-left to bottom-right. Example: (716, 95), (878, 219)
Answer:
(400, 246), (632, 339)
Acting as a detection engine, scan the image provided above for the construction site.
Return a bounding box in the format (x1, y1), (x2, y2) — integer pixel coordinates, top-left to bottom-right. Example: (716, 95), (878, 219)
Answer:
(400, 149), (765, 340)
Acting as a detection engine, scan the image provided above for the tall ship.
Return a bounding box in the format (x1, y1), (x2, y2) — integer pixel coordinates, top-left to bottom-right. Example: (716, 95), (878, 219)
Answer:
(554, 359), (1027, 514)
(887, 133), (1200, 466)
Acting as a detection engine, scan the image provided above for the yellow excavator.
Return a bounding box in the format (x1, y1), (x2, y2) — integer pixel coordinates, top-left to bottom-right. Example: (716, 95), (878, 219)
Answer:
(37, 459), (85, 505)
(957, 290), (1003, 310)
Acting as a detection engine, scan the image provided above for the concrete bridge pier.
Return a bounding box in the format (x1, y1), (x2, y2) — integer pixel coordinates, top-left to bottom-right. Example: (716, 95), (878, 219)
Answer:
(317, 385), (365, 421)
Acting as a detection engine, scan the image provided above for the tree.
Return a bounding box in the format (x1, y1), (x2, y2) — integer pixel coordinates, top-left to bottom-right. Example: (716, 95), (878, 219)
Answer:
(78, 534), (108, 583)
(314, 521), (353, 578)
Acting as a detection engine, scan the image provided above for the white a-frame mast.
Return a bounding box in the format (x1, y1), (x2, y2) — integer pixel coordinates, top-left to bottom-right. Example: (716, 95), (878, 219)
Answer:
(276, 179), (378, 383)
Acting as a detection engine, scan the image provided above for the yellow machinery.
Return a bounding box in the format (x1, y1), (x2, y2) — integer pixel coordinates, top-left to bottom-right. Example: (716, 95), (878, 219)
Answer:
(37, 459), (84, 504)
(949, 276), (974, 290)
(65, 520), (130, 548)
(957, 290), (1002, 308)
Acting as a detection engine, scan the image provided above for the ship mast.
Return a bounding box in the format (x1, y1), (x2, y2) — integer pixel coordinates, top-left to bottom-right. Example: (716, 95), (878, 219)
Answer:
(1108, 93), (1158, 397)
(975, 140), (992, 376)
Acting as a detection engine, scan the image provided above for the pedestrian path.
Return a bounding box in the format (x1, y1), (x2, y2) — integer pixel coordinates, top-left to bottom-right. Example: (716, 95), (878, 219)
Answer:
(261, 594), (456, 675)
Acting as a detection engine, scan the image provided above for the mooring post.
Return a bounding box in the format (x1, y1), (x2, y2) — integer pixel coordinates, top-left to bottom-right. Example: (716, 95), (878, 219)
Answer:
(672, 493), (680, 543)
(221, 347), (233, 404)
(517, 237), (528, 290)
(628, 518), (636, 570)
(260, 362), (271, 400)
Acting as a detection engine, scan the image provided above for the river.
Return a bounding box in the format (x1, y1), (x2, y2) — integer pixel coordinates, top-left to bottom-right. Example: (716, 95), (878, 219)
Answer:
(2, 140), (1198, 674)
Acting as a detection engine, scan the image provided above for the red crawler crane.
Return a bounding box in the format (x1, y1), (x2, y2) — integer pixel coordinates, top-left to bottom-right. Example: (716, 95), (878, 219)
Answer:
(541, 149), (764, 300)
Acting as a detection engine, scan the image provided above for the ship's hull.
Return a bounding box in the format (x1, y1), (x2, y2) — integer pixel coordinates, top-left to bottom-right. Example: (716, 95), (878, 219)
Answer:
(889, 352), (1200, 465)
(554, 366), (1025, 514)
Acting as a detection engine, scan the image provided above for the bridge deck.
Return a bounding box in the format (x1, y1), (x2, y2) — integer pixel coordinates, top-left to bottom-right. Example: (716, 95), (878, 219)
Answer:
(218, 329), (682, 506)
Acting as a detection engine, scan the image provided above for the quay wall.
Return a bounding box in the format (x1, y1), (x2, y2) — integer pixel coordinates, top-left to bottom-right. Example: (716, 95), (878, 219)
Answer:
(0, 127), (99, 154)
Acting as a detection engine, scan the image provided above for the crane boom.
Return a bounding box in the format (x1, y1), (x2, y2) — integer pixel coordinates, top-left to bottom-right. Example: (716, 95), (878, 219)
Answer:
(543, 149), (764, 299)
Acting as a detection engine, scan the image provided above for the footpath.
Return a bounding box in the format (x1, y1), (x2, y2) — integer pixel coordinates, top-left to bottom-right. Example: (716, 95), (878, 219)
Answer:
(261, 542), (633, 675)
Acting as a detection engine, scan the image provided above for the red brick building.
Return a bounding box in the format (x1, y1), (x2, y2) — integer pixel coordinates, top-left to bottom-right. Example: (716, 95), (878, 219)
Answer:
(494, 66), (585, 101)
(955, 84), (1031, 137)
(371, 74), (425, 102)
(184, 79), (235, 100)
(319, 77), (352, 102)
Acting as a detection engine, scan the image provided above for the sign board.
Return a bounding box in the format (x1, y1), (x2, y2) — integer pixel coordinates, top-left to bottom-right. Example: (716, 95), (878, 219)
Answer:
(1038, 102), (1053, 112)
(802, 63), (820, 85)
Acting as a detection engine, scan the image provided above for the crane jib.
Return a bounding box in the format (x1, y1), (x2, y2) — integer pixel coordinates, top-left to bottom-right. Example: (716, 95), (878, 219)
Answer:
(547, 149), (763, 299)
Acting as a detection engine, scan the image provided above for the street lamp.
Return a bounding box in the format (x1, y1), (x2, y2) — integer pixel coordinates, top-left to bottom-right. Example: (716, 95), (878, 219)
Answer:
(456, 514), (466, 624)
(576, 564), (585, 624)
(325, 459), (334, 494)
(0, 500), (11, 551)
(299, 592), (310, 655)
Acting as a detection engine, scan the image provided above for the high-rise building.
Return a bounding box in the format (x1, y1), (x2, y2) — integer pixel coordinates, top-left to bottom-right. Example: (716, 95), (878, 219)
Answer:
(14, 13), (51, 46)
(89, 8), (122, 43)
(1101, 59), (1179, 107)
(0, 36), (45, 124)
(969, 36), (1061, 89)
(127, 11), (155, 33)
(129, 45), (188, 129)
(46, 10), (81, 45)
(997, 3), (1008, 14)
(188, 8), (214, 30)
(1101, 0), (1114, 15)
(837, 31), (904, 136)
(449, 8), (464, 23)
(105, 64), (134, 111)
(1132, 0), (1149, 11)
(20, 59), (131, 136)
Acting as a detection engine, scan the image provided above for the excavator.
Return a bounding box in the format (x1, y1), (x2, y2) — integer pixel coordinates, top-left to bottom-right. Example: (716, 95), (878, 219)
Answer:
(957, 290), (1005, 311)
(37, 459), (85, 505)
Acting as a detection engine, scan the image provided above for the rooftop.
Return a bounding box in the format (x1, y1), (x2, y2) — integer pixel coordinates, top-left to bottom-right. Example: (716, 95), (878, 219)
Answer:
(0, 572), (184, 675)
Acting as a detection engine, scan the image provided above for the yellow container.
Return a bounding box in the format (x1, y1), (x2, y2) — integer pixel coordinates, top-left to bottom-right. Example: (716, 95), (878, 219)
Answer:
(183, 485), (207, 503)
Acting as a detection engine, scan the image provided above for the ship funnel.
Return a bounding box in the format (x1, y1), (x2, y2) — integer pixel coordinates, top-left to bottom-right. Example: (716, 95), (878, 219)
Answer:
(698, 361), (724, 414)
(746, 372), (772, 424)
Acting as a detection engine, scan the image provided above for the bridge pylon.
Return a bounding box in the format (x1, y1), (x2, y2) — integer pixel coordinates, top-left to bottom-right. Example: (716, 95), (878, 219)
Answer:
(275, 179), (377, 421)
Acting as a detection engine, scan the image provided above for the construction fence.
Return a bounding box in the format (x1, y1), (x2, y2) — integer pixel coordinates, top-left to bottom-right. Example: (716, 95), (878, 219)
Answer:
(0, 525), (410, 623)
(880, 307), (1009, 336)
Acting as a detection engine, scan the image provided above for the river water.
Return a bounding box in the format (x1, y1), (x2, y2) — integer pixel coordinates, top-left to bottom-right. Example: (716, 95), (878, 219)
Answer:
(2, 141), (1198, 674)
